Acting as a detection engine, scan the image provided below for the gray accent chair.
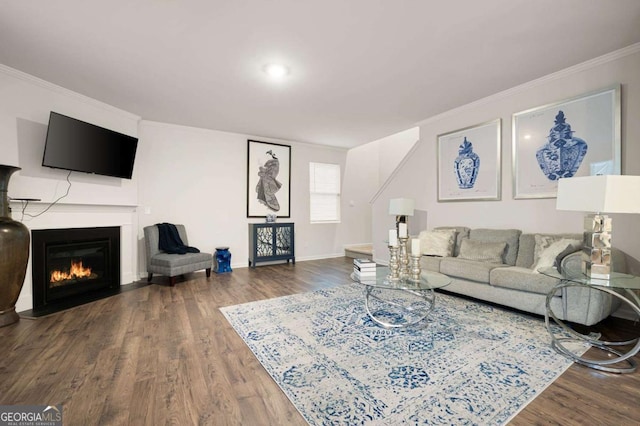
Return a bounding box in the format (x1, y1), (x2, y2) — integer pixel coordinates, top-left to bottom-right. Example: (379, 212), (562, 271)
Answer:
(143, 224), (213, 286)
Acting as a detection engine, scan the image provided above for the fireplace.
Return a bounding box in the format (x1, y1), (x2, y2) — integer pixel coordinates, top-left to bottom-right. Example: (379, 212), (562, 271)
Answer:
(31, 226), (120, 315)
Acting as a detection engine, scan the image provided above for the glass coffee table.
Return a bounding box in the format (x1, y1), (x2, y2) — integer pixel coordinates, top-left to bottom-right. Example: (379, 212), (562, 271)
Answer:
(540, 267), (640, 373)
(351, 267), (451, 329)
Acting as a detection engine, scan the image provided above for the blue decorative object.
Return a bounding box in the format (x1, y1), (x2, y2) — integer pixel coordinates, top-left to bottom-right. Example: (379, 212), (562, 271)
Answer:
(454, 137), (480, 189)
(536, 111), (588, 181)
(214, 247), (232, 273)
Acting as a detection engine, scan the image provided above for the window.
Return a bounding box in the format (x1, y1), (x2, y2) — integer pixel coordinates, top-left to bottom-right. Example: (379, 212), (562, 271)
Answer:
(309, 162), (341, 223)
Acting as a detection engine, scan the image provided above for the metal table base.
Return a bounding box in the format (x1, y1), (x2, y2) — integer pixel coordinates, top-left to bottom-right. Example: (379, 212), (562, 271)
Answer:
(364, 286), (436, 329)
(546, 281), (640, 374)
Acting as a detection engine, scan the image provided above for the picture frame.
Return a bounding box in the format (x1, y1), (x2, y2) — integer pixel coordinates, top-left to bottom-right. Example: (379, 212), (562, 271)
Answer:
(437, 119), (501, 202)
(512, 85), (621, 199)
(247, 140), (291, 218)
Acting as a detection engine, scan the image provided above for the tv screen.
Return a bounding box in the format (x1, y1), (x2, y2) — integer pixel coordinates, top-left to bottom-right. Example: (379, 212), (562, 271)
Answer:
(42, 112), (138, 179)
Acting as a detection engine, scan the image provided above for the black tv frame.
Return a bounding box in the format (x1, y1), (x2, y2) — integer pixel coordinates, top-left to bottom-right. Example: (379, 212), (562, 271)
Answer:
(42, 112), (138, 179)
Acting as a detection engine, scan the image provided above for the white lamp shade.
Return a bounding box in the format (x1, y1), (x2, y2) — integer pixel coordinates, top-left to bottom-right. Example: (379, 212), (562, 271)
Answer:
(556, 175), (640, 213)
(389, 198), (415, 216)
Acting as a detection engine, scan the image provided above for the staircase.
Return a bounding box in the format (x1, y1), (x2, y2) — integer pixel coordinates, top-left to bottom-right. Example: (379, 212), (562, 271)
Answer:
(344, 244), (373, 260)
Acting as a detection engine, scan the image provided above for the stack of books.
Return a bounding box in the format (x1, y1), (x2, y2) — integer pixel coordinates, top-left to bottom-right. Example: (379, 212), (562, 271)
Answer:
(353, 258), (377, 281)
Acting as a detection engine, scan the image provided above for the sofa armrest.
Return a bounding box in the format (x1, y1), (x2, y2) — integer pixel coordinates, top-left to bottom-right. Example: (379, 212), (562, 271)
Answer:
(420, 255), (443, 273)
(560, 250), (624, 325)
(562, 285), (621, 326)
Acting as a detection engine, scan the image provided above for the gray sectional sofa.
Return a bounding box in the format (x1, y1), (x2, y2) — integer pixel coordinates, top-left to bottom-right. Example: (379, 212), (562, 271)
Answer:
(419, 227), (625, 326)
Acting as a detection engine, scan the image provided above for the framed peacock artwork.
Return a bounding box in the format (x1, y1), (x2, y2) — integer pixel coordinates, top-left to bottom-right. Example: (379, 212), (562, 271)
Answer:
(247, 140), (291, 218)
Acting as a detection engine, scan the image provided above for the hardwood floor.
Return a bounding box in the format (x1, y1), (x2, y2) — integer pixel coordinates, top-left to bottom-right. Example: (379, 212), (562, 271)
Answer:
(1, 257), (639, 425)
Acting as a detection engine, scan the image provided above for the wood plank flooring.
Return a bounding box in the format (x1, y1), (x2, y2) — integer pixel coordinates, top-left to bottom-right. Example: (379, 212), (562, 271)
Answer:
(1, 257), (639, 425)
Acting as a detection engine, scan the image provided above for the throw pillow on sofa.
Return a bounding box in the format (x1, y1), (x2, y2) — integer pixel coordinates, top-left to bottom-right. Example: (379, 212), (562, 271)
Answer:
(457, 239), (507, 264)
(533, 234), (565, 264)
(418, 229), (457, 257)
(532, 238), (581, 273)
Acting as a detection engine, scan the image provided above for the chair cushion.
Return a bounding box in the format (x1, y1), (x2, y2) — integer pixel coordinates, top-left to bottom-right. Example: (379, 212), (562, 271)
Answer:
(150, 252), (213, 268)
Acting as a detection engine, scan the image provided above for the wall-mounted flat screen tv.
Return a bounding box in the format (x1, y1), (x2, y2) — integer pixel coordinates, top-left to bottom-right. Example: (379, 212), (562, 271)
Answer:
(42, 112), (138, 179)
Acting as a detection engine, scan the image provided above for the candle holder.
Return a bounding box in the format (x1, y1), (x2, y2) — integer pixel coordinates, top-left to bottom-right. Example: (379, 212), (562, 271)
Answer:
(410, 254), (422, 282)
(387, 245), (400, 282)
(398, 236), (410, 279)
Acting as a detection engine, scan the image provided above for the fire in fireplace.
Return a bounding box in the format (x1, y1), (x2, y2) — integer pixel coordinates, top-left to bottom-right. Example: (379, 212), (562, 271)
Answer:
(50, 259), (95, 285)
(31, 226), (121, 315)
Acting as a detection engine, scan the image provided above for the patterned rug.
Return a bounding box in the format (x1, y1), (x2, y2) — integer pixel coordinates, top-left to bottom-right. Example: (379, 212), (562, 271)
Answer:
(221, 284), (584, 425)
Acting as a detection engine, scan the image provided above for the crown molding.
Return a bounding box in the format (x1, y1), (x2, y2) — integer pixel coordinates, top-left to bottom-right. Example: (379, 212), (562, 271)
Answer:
(417, 42), (640, 127)
(0, 63), (140, 122)
(372, 43), (640, 204)
(140, 119), (348, 151)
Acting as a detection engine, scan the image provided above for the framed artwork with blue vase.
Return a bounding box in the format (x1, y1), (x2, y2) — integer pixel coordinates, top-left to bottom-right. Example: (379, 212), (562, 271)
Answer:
(437, 119), (501, 202)
(512, 85), (621, 199)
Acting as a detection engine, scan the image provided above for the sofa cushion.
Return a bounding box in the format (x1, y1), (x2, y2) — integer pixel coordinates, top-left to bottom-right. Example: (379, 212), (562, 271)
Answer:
(532, 238), (581, 273)
(516, 233), (583, 268)
(468, 228), (521, 265)
(418, 229), (457, 257)
(150, 252), (213, 268)
(490, 266), (561, 296)
(458, 239), (507, 264)
(434, 226), (470, 257)
(440, 258), (505, 282)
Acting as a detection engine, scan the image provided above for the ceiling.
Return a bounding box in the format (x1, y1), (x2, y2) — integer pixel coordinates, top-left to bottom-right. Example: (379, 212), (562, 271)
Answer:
(1, 1), (640, 149)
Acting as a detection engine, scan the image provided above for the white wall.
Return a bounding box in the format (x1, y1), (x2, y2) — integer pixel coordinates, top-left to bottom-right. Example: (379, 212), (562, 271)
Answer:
(373, 45), (640, 274)
(0, 66), (140, 205)
(136, 121), (371, 272)
(0, 65), (141, 312)
(341, 143), (380, 247)
(340, 127), (419, 255)
(0, 61), (379, 313)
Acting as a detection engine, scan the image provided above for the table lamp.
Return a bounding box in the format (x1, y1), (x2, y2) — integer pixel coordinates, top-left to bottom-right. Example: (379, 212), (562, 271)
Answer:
(389, 198), (415, 237)
(556, 175), (640, 279)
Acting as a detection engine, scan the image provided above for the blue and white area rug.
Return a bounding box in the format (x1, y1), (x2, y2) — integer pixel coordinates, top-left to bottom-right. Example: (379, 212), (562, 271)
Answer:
(221, 284), (584, 425)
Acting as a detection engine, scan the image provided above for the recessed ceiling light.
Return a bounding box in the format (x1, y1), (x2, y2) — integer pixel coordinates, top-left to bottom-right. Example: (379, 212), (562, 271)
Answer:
(263, 63), (289, 79)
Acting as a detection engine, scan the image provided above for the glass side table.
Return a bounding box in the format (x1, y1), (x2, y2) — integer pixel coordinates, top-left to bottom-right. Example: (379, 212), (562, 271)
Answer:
(539, 267), (640, 373)
(351, 267), (451, 329)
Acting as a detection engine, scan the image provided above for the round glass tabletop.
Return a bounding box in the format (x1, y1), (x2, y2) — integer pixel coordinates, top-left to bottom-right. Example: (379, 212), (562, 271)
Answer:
(538, 267), (640, 290)
(351, 266), (451, 290)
